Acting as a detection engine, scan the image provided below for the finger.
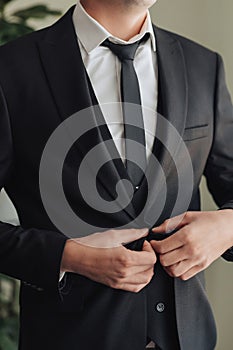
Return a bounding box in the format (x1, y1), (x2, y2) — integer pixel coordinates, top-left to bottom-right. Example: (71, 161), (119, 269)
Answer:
(119, 228), (149, 244)
(119, 283), (148, 293)
(117, 250), (156, 276)
(152, 212), (189, 233)
(180, 265), (203, 281)
(150, 232), (185, 254)
(123, 264), (154, 277)
(121, 266), (154, 285)
(164, 259), (194, 278)
(163, 266), (174, 278)
(159, 247), (188, 267)
(74, 227), (149, 248)
(142, 240), (157, 255)
(128, 266), (154, 285)
(128, 246), (157, 266)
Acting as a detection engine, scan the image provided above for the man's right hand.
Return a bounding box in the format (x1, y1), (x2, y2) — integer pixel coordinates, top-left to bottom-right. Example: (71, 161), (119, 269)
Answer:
(61, 228), (157, 293)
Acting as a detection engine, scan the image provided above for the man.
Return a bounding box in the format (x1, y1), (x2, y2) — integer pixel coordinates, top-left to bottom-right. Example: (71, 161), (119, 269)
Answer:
(0, 0), (233, 349)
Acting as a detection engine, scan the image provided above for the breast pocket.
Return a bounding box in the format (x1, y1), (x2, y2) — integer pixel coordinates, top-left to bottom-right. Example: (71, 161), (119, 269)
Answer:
(183, 124), (209, 141)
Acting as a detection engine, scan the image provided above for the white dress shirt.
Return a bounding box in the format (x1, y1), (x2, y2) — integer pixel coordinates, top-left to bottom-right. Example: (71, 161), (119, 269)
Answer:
(72, 1), (158, 161)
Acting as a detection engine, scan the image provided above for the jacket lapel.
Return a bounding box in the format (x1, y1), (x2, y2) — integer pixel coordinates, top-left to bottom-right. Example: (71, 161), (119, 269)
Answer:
(37, 7), (136, 222)
(142, 26), (188, 227)
(154, 26), (188, 140)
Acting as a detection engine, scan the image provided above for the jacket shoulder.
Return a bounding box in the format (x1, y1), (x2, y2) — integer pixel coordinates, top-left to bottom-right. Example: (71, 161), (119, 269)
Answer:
(155, 26), (217, 59)
(0, 7), (74, 74)
(0, 6), (74, 61)
(154, 26), (218, 79)
(0, 27), (47, 55)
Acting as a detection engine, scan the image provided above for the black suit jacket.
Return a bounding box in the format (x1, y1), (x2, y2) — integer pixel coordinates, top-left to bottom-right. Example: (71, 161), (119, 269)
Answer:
(0, 7), (233, 350)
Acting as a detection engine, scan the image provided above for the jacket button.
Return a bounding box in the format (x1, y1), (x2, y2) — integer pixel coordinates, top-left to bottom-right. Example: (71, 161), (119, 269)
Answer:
(156, 302), (165, 313)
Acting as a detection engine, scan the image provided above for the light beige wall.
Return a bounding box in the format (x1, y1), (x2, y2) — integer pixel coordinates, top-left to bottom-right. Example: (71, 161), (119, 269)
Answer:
(1, 1), (233, 349)
(150, 0), (233, 92)
(150, 1), (233, 349)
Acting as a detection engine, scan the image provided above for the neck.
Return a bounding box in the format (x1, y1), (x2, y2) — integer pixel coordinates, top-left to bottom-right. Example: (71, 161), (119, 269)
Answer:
(80, 0), (148, 41)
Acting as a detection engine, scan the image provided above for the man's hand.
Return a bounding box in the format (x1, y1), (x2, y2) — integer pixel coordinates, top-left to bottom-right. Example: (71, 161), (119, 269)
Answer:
(61, 228), (157, 293)
(150, 210), (233, 281)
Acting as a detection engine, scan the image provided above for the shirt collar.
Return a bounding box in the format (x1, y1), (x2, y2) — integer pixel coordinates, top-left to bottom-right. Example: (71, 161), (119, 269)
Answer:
(73, 0), (156, 54)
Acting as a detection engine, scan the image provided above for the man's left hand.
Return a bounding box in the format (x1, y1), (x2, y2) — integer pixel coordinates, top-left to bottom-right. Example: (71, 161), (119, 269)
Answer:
(150, 210), (233, 281)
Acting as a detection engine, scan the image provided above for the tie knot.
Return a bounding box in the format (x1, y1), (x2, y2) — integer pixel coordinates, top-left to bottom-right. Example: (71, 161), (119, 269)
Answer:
(102, 33), (149, 62)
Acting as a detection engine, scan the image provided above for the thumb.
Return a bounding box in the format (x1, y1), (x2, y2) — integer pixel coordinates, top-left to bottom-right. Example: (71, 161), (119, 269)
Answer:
(142, 240), (155, 253)
(142, 241), (157, 263)
(120, 227), (149, 245)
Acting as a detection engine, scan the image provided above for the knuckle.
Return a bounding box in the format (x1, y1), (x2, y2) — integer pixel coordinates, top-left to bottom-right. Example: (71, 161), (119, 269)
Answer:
(174, 271), (181, 278)
(110, 274), (126, 288)
(180, 274), (187, 281)
(199, 258), (208, 269)
(118, 253), (132, 268)
(188, 244), (199, 257)
(183, 229), (191, 244)
(168, 266), (177, 277)
(164, 268), (174, 278)
(117, 268), (128, 279)
(159, 255), (167, 266)
(133, 285), (144, 293)
(109, 280), (119, 289)
(169, 264), (182, 278)
(156, 244), (165, 254)
(199, 262), (205, 270)
(185, 211), (192, 220)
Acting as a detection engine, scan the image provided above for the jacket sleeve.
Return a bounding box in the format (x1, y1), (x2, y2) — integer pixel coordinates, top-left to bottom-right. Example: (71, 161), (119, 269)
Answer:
(0, 84), (68, 291)
(204, 54), (233, 261)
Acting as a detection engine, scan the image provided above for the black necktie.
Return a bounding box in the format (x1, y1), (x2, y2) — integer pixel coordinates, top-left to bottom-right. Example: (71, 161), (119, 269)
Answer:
(102, 35), (149, 188)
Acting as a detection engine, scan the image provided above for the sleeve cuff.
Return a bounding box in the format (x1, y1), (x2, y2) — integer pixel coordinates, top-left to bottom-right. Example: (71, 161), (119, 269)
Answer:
(59, 271), (66, 282)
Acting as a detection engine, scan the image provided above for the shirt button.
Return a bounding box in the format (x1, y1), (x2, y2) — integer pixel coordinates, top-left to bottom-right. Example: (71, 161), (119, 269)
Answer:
(156, 302), (165, 313)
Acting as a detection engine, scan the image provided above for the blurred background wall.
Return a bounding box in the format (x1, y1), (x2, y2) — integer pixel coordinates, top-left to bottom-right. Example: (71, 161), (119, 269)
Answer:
(0, 1), (232, 349)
